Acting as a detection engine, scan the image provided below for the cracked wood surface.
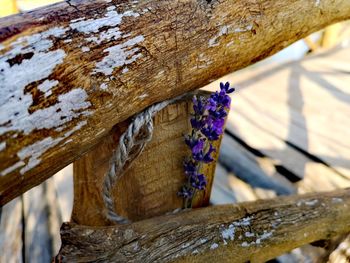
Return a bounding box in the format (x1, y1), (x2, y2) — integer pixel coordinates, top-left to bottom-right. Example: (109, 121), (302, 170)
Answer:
(1, 0), (350, 205)
(56, 188), (350, 263)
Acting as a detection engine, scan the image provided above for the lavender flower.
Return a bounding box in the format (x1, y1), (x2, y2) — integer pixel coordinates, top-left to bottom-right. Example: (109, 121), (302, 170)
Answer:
(178, 82), (235, 208)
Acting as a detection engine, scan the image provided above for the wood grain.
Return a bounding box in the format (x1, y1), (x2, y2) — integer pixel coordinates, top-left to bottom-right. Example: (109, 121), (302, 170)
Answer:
(71, 92), (224, 226)
(23, 182), (53, 261)
(1, 0), (350, 205)
(0, 197), (23, 263)
(56, 188), (350, 263)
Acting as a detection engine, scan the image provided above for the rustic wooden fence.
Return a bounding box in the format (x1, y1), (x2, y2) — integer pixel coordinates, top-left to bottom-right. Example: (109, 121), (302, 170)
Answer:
(1, 0), (350, 262)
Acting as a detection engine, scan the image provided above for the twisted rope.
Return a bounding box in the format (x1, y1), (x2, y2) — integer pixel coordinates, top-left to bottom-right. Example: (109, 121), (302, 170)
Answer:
(102, 95), (186, 224)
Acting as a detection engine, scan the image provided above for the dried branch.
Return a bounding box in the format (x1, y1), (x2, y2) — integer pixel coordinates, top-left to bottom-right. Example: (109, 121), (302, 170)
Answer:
(56, 188), (350, 263)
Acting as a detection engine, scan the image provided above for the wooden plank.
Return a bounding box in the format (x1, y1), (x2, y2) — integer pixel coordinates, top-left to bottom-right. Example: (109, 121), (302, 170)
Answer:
(328, 236), (350, 262)
(71, 93), (224, 225)
(56, 188), (350, 263)
(210, 164), (237, 205)
(223, 107), (350, 192)
(23, 183), (52, 262)
(52, 164), (73, 222)
(1, 0), (350, 205)
(212, 47), (350, 178)
(45, 177), (63, 257)
(219, 134), (295, 195)
(0, 197), (23, 263)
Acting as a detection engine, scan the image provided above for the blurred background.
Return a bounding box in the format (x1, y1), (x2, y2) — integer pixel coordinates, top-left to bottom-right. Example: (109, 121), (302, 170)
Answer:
(0, 1), (350, 262)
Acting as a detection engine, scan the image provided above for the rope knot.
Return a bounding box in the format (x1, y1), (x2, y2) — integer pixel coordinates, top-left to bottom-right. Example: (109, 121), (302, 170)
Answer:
(102, 95), (185, 224)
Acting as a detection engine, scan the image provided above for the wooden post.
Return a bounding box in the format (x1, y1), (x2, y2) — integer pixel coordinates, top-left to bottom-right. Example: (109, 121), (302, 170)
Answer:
(71, 92), (225, 226)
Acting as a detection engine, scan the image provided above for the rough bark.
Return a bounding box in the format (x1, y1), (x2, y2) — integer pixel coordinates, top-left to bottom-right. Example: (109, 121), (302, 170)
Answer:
(56, 188), (350, 263)
(1, 0), (350, 205)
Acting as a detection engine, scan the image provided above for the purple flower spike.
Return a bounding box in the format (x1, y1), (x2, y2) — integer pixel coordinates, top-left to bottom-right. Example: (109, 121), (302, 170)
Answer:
(190, 117), (205, 130)
(192, 96), (206, 115)
(183, 160), (196, 176)
(179, 81), (235, 209)
(190, 173), (207, 190)
(185, 136), (205, 154)
(191, 138), (205, 155)
(209, 108), (227, 119)
(178, 186), (194, 198)
(206, 97), (217, 111)
(220, 82), (235, 94)
(212, 118), (225, 130)
(203, 144), (216, 163)
(201, 125), (221, 141)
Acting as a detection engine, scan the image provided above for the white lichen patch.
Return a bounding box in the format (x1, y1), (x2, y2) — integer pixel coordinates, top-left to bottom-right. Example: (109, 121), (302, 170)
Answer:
(0, 26), (79, 137)
(255, 230), (274, 244)
(38, 79), (59, 96)
(209, 23), (254, 48)
(222, 224), (236, 241)
(100, 83), (108, 90)
(315, 0), (321, 6)
(221, 216), (259, 245)
(181, 243), (191, 248)
(18, 137), (61, 174)
(245, 232), (255, 237)
(210, 243), (219, 250)
(70, 9), (139, 35)
(81, 46), (91, 52)
(234, 25), (253, 33)
(155, 70), (165, 79)
(0, 49), (66, 135)
(70, 7), (141, 51)
(226, 41), (234, 47)
(0, 87), (91, 135)
(200, 238), (208, 244)
(332, 197), (343, 203)
(209, 26), (228, 47)
(63, 139), (73, 145)
(221, 216), (252, 241)
(297, 199), (318, 206)
(107, 5), (116, 11)
(16, 120), (87, 175)
(93, 35), (144, 75)
(5, 27), (67, 58)
(241, 230), (275, 247)
(86, 27), (122, 45)
(139, 93), (148, 99)
(241, 241), (249, 247)
(0, 141), (6, 151)
(0, 161), (25, 176)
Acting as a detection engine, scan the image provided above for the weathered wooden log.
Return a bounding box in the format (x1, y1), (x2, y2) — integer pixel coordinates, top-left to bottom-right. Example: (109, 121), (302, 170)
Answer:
(56, 188), (350, 263)
(71, 92), (224, 225)
(1, 0), (350, 205)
